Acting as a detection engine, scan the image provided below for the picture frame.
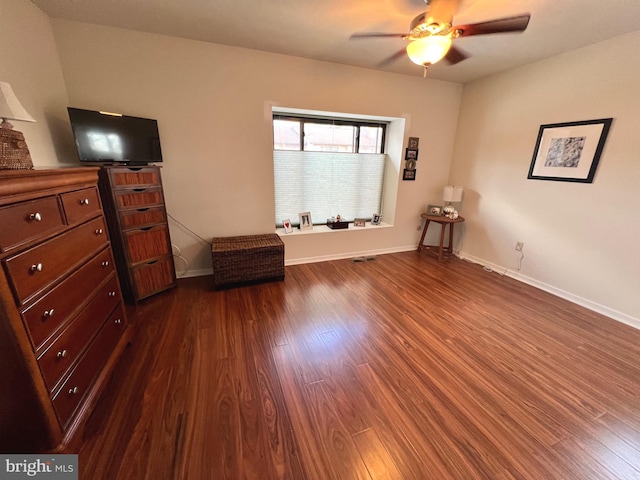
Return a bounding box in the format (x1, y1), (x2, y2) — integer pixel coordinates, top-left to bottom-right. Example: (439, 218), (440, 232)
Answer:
(427, 204), (442, 216)
(298, 211), (313, 230)
(354, 218), (366, 227)
(405, 148), (419, 161)
(408, 137), (419, 149)
(405, 159), (417, 171)
(282, 218), (293, 233)
(402, 169), (416, 181)
(527, 118), (613, 183)
(371, 213), (382, 225)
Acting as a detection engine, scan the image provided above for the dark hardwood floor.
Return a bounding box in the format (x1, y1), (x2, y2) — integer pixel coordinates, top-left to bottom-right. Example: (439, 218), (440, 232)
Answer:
(77, 252), (640, 479)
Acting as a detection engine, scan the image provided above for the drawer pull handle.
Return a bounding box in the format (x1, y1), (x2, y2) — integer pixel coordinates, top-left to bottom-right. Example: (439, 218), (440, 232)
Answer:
(108, 291), (117, 297)
(44, 308), (55, 318)
(31, 263), (43, 272)
(133, 188), (147, 192)
(57, 349), (68, 359)
(136, 208), (150, 212)
(96, 228), (104, 235)
(140, 226), (153, 231)
(29, 212), (42, 221)
(80, 198), (90, 205)
(69, 386), (79, 395)
(115, 318), (122, 325)
(101, 261), (110, 267)
(146, 260), (159, 266)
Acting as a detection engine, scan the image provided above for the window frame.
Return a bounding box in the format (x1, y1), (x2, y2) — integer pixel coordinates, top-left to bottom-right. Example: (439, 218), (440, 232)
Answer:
(273, 114), (387, 154)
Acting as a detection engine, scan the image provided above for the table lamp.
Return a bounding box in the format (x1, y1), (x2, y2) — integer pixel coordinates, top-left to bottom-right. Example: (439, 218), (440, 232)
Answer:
(443, 185), (463, 205)
(0, 81), (35, 169)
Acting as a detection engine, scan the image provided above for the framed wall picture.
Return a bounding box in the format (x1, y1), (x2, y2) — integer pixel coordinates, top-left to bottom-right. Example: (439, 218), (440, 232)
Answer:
(402, 169), (416, 181)
(527, 118), (613, 183)
(298, 211), (313, 230)
(408, 137), (419, 149)
(405, 148), (419, 161)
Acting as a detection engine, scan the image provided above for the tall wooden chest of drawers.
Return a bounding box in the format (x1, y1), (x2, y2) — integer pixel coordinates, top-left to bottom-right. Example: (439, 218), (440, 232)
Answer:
(0, 167), (131, 452)
(98, 166), (176, 303)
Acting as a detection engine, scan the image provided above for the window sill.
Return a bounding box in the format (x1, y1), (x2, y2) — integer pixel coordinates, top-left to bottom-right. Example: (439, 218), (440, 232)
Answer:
(276, 222), (391, 237)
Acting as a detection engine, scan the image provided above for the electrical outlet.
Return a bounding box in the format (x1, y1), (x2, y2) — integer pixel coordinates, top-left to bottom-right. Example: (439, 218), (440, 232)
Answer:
(515, 241), (524, 251)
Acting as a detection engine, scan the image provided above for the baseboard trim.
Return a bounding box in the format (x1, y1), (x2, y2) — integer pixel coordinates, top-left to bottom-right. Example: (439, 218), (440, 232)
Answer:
(458, 251), (640, 331)
(283, 245), (418, 266)
(174, 245), (418, 278)
(177, 267), (212, 279)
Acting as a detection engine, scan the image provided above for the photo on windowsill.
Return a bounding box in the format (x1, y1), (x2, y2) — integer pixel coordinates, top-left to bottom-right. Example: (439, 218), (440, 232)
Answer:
(283, 218), (293, 233)
(372, 213), (382, 225)
(298, 211), (313, 230)
(354, 218), (366, 227)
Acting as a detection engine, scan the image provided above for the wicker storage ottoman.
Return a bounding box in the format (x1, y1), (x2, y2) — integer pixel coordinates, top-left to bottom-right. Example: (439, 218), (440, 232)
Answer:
(211, 234), (284, 289)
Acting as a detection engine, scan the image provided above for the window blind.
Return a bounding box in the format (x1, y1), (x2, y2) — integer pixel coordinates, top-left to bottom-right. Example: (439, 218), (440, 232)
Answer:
(273, 150), (386, 226)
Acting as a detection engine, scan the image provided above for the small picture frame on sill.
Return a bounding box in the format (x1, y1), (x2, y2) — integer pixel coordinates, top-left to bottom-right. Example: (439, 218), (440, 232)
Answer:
(371, 213), (382, 225)
(354, 218), (366, 227)
(298, 211), (313, 230)
(282, 218), (293, 233)
(403, 169), (416, 181)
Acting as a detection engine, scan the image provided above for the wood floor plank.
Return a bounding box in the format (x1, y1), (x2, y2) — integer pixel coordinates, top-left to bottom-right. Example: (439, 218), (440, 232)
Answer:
(352, 428), (403, 480)
(73, 253), (640, 480)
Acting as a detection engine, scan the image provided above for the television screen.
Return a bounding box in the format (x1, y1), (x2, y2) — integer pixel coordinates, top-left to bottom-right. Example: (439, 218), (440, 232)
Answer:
(67, 107), (163, 164)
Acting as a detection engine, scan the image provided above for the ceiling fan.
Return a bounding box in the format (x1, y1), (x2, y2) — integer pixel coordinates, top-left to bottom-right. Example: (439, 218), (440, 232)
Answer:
(351, 0), (530, 76)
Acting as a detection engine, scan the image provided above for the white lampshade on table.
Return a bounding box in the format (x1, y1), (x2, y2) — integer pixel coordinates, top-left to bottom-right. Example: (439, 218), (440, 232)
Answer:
(443, 185), (463, 204)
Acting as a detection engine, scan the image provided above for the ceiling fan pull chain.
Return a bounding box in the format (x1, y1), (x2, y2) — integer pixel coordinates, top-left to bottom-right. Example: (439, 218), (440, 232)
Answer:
(423, 66), (428, 78)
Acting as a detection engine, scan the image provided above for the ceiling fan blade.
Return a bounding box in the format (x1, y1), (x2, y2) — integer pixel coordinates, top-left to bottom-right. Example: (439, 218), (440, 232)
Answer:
(350, 32), (408, 39)
(377, 48), (408, 67)
(444, 45), (468, 65)
(454, 14), (530, 37)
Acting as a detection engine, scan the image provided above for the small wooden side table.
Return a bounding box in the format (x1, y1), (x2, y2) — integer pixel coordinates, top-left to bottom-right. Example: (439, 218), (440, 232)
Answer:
(417, 213), (465, 262)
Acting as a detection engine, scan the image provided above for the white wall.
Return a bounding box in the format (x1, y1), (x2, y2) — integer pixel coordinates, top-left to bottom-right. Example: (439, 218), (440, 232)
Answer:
(450, 31), (640, 327)
(0, 0), (75, 167)
(48, 20), (463, 274)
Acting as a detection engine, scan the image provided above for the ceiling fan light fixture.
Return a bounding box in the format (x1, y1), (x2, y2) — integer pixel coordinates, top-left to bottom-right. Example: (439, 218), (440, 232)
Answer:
(406, 35), (452, 66)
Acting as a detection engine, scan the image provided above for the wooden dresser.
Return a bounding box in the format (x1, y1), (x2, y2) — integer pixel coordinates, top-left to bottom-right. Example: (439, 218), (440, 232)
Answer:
(98, 165), (176, 303)
(0, 167), (131, 453)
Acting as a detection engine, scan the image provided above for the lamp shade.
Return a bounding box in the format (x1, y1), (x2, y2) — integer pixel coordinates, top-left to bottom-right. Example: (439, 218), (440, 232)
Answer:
(0, 82), (35, 124)
(443, 185), (463, 203)
(406, 36), (452, 66)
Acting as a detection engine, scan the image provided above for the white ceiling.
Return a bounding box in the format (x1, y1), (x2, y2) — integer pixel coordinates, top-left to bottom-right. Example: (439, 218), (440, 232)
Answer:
(31, 0), (640, 83)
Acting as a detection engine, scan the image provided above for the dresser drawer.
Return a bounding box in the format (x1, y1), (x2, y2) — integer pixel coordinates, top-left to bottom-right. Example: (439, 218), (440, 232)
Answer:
(0, 196), (65, 253)
(114, 187), (164, 209)
(109, 167), (161, 187)
(123, 224), (171, 264)
(37, 276), (121, 392)
(4, 216), (109, 305)
(21, 248), (115, 351)
(119, 206), (166, 230)
(61, 187), (101, 225)
(52, 304), (126, 429)
(132, 256), (176, 300)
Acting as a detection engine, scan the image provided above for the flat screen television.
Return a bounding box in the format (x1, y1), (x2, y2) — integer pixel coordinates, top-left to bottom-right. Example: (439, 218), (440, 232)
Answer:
(67, 107), (163, 164)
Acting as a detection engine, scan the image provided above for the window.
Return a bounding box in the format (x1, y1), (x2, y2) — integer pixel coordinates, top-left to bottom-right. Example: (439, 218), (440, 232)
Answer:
(273, 115), (386, 154)
(273, 113), (387, 226)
